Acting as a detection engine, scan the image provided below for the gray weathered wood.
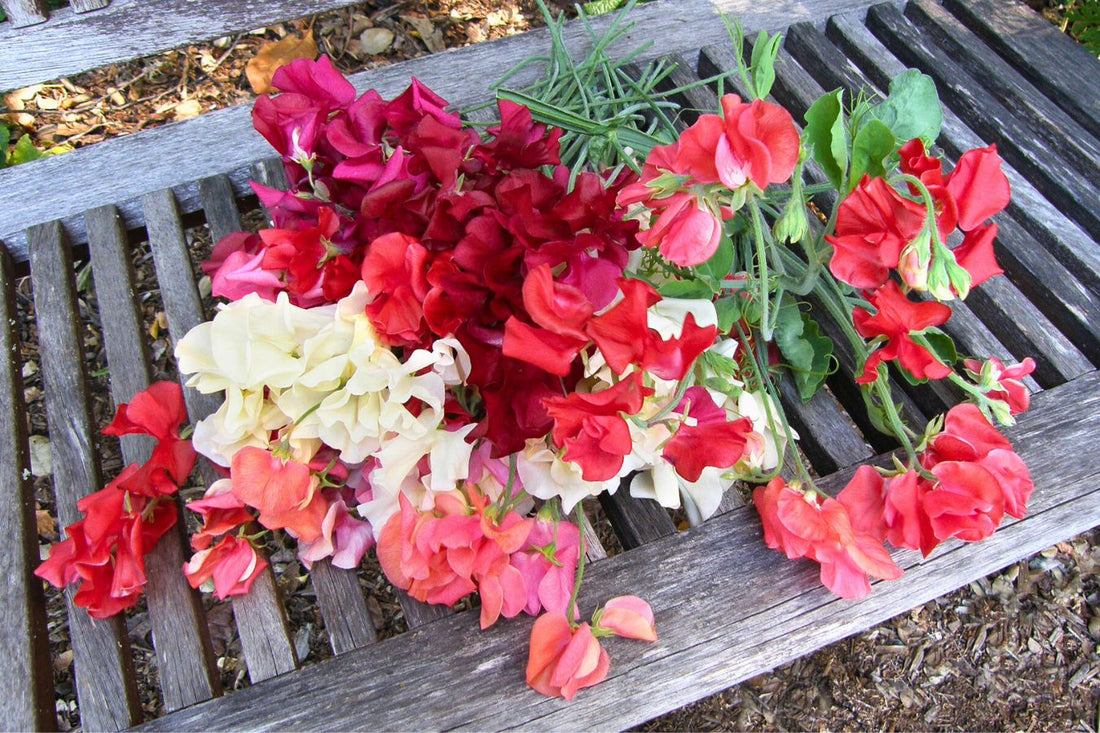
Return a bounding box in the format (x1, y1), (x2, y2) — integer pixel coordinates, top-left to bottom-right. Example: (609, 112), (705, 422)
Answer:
(199, 175), (245, 243)
(0, 0), (884, 259)
(0, 0), (47, 27)
(907, 0), (1100, 174)
(140, 370), (1100, 731)
(942, 0), (1100, 139)
(69, 0), (109, 12)
(86, 205), (223, 711)
(142, 188), (300, 682)
(310, 561), (377, 655)
(600, 489), (677, 550)
(0, 242), (56, 731)
(0, 0), (361, 91)
(28, 220), (143, 731)
(397, 589), (455, 629)
(823, 12), (1100, 361)
(865, 3), (1100, 239)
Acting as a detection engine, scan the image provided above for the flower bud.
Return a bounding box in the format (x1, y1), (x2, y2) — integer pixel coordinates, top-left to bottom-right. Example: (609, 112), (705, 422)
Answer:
(593, 595), (658, 642)
(772, 195), (809, 243)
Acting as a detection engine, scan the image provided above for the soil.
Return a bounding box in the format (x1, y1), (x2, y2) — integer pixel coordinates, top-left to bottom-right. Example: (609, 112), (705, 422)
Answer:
(6, 1), (1098, 731)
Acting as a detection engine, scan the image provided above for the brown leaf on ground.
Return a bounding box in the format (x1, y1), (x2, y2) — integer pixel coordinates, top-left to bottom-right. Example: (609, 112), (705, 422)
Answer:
(36, 508), (56, 537)
(245, 29), (318, 94)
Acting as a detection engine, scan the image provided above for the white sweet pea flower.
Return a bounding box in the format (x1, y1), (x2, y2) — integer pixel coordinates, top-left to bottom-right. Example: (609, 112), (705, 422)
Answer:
(647, 298), (718, 339)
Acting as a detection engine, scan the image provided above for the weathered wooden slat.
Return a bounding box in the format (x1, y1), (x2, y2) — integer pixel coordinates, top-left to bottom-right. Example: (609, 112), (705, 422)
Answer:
(0, 0), (47, 27)
(782, 21), (1092, 386)
(85, 205), (223, 711)
(0, 0), (887, 259)
(142, 188), (300, 682)
(942, 0), (1100, 139)
(865, 3), (1100, 239)
(198, 175), (245, 243)
(28, 220), (142, 731)
(69, 0), (109, 13)
(599, 490), (677, 550)
(0, 242), (56, 731)
(824, 12), (1100, 364)
(0, 0), (362, 91)
(310, 561), (377, 655)
(907, 0), (1100, 174)
(398, 590), (454, 629)
(141, 369), (1100, 731)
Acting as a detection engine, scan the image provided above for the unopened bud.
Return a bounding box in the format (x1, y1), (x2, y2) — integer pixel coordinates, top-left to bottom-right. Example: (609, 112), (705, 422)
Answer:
(773, 196), (809, 243)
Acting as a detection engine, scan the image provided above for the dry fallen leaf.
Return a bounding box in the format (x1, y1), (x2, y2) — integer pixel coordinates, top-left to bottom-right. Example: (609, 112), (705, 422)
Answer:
(360, 27), (395, 55)
(36, 509), (55, 537)
(28, 434), (52, 477)
(173, 99), (203, 121)
(245, 29), (318, 95)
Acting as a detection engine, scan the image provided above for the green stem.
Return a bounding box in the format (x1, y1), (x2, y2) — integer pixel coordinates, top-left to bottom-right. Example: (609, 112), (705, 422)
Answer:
(747, 195), (774, 342)
(566, 503), (588, 625)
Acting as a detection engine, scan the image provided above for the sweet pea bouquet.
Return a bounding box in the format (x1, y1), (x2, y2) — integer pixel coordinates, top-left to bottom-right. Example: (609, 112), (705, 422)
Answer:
(38, 5), (1034, 700)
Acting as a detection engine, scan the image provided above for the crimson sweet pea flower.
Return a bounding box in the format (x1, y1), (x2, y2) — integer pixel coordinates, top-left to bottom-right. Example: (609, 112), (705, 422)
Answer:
(526, 615), (610, 701)
(853, 281), (953, 384)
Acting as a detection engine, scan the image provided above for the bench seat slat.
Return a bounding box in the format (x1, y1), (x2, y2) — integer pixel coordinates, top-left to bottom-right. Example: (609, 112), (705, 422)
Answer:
(138, 369), (1100, 731)
(0, 243), (56, 731)
(907, 1), (1100, 167)
(141, 188), (300, 682)
(69, 0), (109, 13)
(85, 204), (223, 710)
(865, 3), (1100, 239)
(0, 0), (47, 27)
(824, 13), (1100, 360)
(28, 220), (143, 731)
(942, 0), (1100, 139)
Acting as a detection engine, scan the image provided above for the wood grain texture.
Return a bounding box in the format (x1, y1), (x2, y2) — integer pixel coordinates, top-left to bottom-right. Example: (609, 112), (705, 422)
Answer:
(199, 175), (244, 243)
(1, 0), (47, 27)
(140, 370), (1100, 732)
(942, 0), (1100, 139)
(906, 0), (1100, 175)
(0, 0), (881, 259)
(823, 12), (1100, 361)
(28, 220), (143, 731)
(0, 242), (56, 731)
(85, 205), (223, 711)
(599, 489), (677, 550)
(310, 561), (377, 655)
(786, 20), (1093, 385)
(865, 3), (1100, 239)
(142, 189), (299, 683)
(0, 0), (361, 91)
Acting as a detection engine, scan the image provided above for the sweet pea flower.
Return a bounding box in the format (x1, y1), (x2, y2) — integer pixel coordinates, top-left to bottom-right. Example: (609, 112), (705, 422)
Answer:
(516, 440), (624, 514)
(593, 596), (658, 642)
(853, 281), (953, 384)
(963, 356), (1036, 416)
(183, 535), (267, 600)
(526, 615), (610, 701)
(510, 517), (580, 616)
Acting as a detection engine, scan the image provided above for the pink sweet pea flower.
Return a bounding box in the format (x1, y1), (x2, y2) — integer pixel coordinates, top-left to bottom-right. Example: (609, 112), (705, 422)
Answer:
(594, 596), (657, 642)
(510, 518), (580, 616)
(635, 191), (723, 267)
(526, 615), (610, 701)
(183, 535), (267, 600)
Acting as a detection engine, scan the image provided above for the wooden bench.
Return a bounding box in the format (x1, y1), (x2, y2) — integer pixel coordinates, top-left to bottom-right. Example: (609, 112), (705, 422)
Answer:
(2, 0), (1098, 729)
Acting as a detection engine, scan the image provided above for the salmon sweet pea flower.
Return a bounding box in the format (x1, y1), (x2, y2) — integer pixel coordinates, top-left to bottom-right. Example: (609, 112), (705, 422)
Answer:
(526, 615), (610, 701)
(593, 596), (657, 642)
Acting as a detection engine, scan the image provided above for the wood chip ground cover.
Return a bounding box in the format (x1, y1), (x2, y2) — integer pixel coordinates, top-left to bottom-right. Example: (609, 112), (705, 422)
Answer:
(10, 1), (1098, 729)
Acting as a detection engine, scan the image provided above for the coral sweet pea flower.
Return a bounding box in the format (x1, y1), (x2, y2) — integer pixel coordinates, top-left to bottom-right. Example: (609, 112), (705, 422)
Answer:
(526, 614), (610, 700)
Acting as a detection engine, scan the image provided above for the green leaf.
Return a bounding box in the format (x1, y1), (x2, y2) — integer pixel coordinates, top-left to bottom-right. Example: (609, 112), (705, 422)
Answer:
(872, 70), (942, 146)
(0, 124), (9, 169)
(748, 30), (782, 99)
(581, 0), (629, 15)
(773, 294), (834, 401)
(803, 89), (847, 190)
(658, 279), (714, 299)
(848, 118), (895, 189)
(921, 329), (957, 369)
(9, 135), (44, 166)
(714, 295), (741, 333)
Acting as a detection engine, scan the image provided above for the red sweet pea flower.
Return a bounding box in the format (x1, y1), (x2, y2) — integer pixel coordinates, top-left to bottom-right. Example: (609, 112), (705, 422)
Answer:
(662, 386), (752, 482)
(526, 614), (610, 701)
(838, 466), (940, 557)
(853, 281), (953, 384)
(186, 479), (255, 551)
(230, 447), (329, 543)
(925, 461), (1005, 542)
(543, 372), (652, 481)
(361, 232), (432, 346)
(921, 403), (1033, 521)
(945, 145), (1012, 232)
(715, 95), (801, 190)
(963, 356), (1036, 416)
(827, 176), (926, 289)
